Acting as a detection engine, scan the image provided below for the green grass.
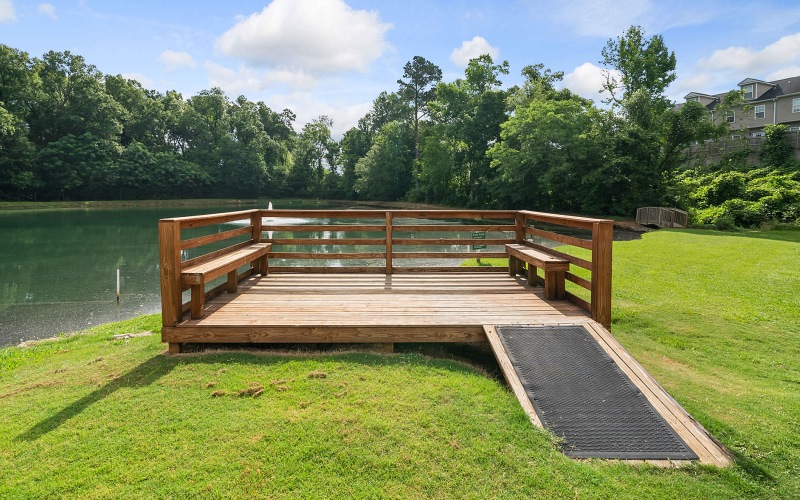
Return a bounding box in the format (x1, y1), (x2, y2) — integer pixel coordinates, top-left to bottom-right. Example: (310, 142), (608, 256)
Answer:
(2, 230), (799, 498)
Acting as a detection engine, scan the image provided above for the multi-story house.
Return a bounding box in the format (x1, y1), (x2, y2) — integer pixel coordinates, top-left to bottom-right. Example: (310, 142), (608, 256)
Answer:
(684, 76), (800, 138)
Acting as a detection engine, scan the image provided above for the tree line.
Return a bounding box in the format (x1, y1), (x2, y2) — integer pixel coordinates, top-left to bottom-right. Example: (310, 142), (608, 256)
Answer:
(2, 26), (796, 220)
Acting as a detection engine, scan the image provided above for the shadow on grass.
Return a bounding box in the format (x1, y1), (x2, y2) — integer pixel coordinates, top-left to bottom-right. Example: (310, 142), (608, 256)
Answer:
(17, 346), (498, 442)
(17, 355), (178, 441)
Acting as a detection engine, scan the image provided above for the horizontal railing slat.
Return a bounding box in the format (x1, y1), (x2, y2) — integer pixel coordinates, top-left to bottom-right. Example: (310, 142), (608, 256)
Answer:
(525, 226), (592, 250)
(266, 238), (387, 246)
(270, 266), (384, 273)
(181, 226), (252, 250)
(164, 209), (258, 229)
(392, 238), (514, 245)
(521, 210), (611, 230)
(269, 252), (386, 260)
(393, 224), (515, 232)
(393, 266), (508, 273)
(181, 240), (253, 269)
(566, 272), (591, 290)
(262, 224), (386, 232)
(393, 252), (507, 259)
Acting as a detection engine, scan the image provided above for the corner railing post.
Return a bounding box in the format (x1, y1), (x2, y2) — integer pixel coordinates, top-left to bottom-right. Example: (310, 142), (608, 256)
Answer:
(385, 211), (393, 275)
(251, 210), (262, 243)
(159, 219), (182, 327)
(591, 221), (613, 329)
(515, 211), (525, 244)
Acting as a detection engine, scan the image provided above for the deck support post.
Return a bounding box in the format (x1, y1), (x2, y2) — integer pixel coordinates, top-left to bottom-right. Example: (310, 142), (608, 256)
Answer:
(168, 342), (182, 355)
(382, 343), (394, 353)
(385, 212), (393, 276)
(190, 285), (205, 319)
(159, 220), (183, 327)
(514, 212), (525, 244)
(251, 211), (263, 243)
(591, 221), (613, 329)
(227, 270), (237, 293)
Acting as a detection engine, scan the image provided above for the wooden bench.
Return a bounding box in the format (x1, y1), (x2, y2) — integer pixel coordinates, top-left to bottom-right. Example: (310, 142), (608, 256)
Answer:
(181, 243), (271, 319)
(505, 243), (569, 300)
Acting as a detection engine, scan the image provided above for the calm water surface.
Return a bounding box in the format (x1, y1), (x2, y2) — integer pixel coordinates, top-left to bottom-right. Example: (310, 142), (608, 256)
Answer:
(0, 204), (269, 346)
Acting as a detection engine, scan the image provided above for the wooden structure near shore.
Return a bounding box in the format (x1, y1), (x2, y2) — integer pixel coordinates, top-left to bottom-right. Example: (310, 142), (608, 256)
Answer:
(158, 209), (613, 349)
(157, 208), (731, 467)
(636, 207), (688, 229)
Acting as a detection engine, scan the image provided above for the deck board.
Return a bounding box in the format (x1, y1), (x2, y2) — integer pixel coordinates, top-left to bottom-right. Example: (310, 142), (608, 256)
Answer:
(171, 273), (588, 332)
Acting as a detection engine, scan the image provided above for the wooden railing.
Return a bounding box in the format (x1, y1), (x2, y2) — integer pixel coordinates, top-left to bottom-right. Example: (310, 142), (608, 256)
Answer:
(159, 209), (613, 328)
(262, 209), (516, 274)
(517, 211), (613, 328)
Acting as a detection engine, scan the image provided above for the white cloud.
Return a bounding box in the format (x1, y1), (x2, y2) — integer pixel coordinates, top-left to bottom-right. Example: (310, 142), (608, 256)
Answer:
(261, 91), (371, 138)
(216, 0), (391, 81)
(699, 33), (800, 75)
(549, 0), (712, 38)
(0, 0), (17, 22)
(449, 36), (499, 67)
(159, 50), (197, 71)
(37, 3), (56, 19)
(122, 72), (155, 88)
(205, 62), (316, 95)
(561, 62), (619, 102)
(675, 33), (800, 99)
(766, 66), (800, 81)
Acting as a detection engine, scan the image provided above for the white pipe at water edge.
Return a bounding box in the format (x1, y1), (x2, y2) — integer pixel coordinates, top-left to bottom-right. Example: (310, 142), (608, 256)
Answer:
(116, 268), (120, 303)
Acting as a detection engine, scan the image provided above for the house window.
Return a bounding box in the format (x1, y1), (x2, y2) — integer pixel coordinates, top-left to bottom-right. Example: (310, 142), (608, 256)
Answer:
(790, 126), (800, 132)
(731, 134), (742, 140)
(743, 84), (754, 99)
(793, 98), (800, 113)
(751, 131), (765, 138)
(755, 105), (765, 119)
(687, 97), (698, 102)
(725, 111), (735, 123)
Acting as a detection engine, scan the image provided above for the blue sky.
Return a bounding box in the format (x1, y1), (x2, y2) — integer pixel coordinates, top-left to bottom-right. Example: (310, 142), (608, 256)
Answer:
(2, 0), (800, 136)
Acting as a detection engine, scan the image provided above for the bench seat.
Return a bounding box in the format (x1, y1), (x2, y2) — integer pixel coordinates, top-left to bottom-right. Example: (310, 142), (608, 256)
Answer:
(505, 243), (569, 300)
(182, 242), (271, 319)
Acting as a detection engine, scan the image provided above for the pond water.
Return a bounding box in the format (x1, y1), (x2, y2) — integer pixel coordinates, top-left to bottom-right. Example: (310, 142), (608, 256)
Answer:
(0, 202), (638, 347)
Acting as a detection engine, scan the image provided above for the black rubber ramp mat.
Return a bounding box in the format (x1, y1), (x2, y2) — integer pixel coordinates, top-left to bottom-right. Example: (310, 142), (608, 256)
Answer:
(495, 325), (698, 460)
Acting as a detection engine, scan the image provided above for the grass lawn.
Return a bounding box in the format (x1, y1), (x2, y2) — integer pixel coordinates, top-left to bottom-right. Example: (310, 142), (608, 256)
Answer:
(1, 229), (798, 498)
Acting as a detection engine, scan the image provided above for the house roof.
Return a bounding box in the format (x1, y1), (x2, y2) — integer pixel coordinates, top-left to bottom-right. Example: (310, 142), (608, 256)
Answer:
(684, 75), (800, 108)
(755, 76), (800, 100)
(684, 92), (717, 99)
(738, 78), (774, 87)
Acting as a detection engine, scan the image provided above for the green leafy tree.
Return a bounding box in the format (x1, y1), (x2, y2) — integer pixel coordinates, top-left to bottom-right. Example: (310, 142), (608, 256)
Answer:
(418, 54), (509, 206)
(37, 133), (118, 200)
(601, 25), (676, 107)
(289, 116), (337, 197)
(0, 45), (39, 199)
(597, 26), (715, 214)
(490, 66), (602, 211)
(28, 51), (123, 145)
(105, 75), (167, 150)
(760, 124), (794, 169)
(355, 121), (414, 201)
(397, 56), (442, 159)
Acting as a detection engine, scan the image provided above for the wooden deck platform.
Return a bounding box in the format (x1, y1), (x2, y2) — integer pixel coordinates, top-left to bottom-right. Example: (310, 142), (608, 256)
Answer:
(158, 209), (730, 467)
(162, 272), (592, 344)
